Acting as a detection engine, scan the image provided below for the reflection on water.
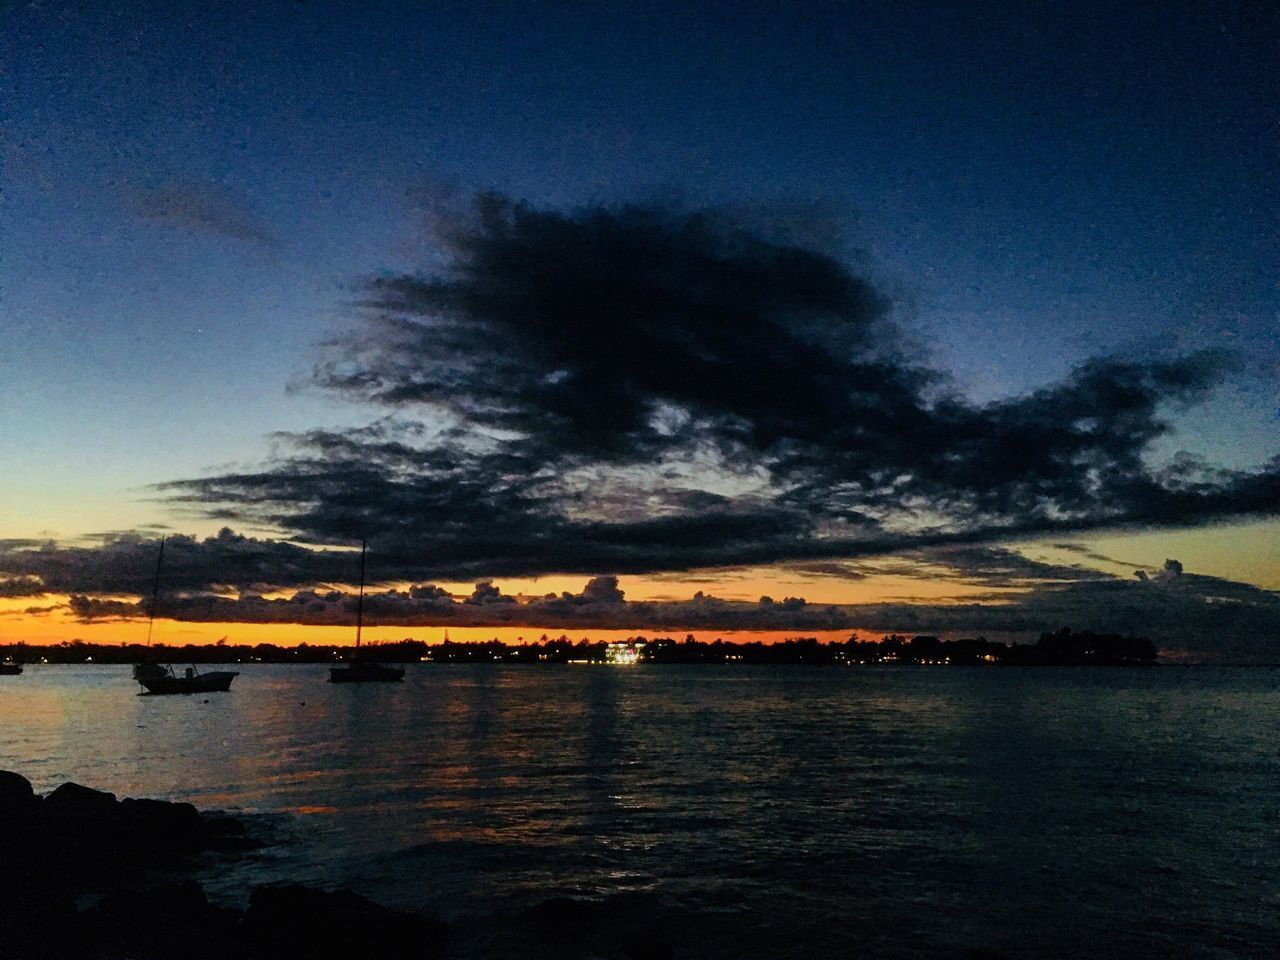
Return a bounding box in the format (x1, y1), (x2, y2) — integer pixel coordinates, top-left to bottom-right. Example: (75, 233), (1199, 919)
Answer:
(2, 663), (1277, 957)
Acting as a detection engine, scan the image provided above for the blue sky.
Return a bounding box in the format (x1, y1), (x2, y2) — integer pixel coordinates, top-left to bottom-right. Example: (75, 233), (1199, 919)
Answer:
(0, 2), (1275, 653)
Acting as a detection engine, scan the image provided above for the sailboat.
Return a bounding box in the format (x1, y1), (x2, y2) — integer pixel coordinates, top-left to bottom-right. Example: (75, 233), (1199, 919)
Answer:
(329, 540), (404, 683)
(132, 537), (239, 695)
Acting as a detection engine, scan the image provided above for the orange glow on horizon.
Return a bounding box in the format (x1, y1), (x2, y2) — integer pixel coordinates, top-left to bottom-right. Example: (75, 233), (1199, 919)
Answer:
(0, 567), (1015, 648)
(0, 615), (869, 648)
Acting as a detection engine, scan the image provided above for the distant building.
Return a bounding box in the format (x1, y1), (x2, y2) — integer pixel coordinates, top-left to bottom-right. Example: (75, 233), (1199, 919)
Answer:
(605, 642), (641, 665)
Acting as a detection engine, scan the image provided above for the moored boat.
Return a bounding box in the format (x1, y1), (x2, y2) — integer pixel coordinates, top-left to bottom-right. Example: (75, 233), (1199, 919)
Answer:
(134, 662), (239, 695)
(329, 660), (404, 683)
(329, 540), (404, 684)
(132, 537), (238, 695)
(0, 658), (22, 675)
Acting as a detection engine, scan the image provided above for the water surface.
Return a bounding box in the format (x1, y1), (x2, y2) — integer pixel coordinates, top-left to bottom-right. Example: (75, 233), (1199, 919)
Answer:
(2, 663), (1276, 958)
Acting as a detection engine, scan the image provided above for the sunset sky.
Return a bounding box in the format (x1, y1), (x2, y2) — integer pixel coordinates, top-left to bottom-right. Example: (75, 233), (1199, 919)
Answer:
(2, 2), (1276, 659)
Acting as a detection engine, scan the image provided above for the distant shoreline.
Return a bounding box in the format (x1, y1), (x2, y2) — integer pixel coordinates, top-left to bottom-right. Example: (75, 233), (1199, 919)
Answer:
(3, 657), (1275, 667)
(0, 628), (1174, 667)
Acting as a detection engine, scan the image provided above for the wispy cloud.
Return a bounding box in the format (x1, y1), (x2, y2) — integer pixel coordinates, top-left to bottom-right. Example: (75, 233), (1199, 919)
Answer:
(127, 177), (277, 247)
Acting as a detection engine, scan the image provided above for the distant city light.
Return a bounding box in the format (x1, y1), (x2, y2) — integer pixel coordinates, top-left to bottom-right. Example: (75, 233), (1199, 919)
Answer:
(605, 642), (641, 665)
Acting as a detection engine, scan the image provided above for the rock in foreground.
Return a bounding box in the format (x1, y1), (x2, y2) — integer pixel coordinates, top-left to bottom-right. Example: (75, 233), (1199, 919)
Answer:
(0, 770), (446, 960)
(245, 885), (447, 959)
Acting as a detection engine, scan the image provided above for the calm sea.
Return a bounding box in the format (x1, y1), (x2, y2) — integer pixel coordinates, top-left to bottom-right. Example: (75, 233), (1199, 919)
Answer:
(2, 663), (1276, 958)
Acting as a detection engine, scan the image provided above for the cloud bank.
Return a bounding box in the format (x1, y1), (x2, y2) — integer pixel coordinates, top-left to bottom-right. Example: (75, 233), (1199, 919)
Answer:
(35, 544), (1276, 661)
(160, 194), (1276, 577)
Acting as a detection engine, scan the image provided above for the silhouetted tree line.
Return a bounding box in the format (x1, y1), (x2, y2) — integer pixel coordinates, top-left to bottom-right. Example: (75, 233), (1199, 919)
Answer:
(1026, 627), (1158, 665)
(2, 627), (1157, 666)
(0, 640), (398, 665)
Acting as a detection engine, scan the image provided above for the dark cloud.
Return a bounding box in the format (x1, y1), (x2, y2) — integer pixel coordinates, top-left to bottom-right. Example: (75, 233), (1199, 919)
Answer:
(848, 563), (1280, 662)
(898, 544), (1116, 588)
(1135, 558), (1184, 584)
(159, 422), (822, 579)
(1049, 543), (1146, 568)
(466, 581), (516, 605)
(0, 529), (356, 596)
(67, 595), (144, 621)
(154, 193), (1275, 577)
(0, 576), (46, 598)
(316, 194), (898, 461)
(65, 575), (854, 634)
(580, 575), (626, 603)
(128, 178), (276, 247)
(783, 561), (869, 580)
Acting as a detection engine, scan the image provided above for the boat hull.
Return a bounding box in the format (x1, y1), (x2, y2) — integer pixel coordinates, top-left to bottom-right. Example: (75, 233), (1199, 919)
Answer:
(0, 663), (22, 675)
(138, 671), (238, 695)
(329, 663), (405, 683)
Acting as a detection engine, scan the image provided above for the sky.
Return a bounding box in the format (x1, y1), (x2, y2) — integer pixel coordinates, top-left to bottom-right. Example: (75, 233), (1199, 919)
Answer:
(1, 1), (1277, 659)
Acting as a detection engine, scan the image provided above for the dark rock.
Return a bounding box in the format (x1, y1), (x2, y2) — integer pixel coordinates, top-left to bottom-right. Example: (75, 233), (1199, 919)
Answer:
(2, 781), (260, 918)
(620, 931), (676, 960)
(524, 895), (607, 935)
(0, 877), (79, 959)
(118, 796), (208, 852)
(520, 895), (677, 957)
(0, 768), (35, 812)
(0, 778), (271, 959)
(72, 880), (244, 959)
(92, 878), (215, 920)
(201, 811), (263, 854)
(245, 884), (447, 959)
(120, 795), (202, 826)
(45, 781), (119, 819)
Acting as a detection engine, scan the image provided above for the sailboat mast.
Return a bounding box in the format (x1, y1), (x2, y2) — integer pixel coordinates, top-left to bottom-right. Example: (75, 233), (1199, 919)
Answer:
(145, 537), (165, 647)
(355, 539), (366, 649)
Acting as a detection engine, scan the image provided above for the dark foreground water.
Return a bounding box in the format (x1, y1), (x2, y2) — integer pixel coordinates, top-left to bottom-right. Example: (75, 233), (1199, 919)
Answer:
(2, 663), (1277, 958)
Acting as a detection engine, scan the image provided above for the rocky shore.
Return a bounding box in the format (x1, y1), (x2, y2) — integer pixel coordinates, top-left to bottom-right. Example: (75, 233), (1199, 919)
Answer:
(0, 771), (448, 959)
(0, 770), (1025, 959)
